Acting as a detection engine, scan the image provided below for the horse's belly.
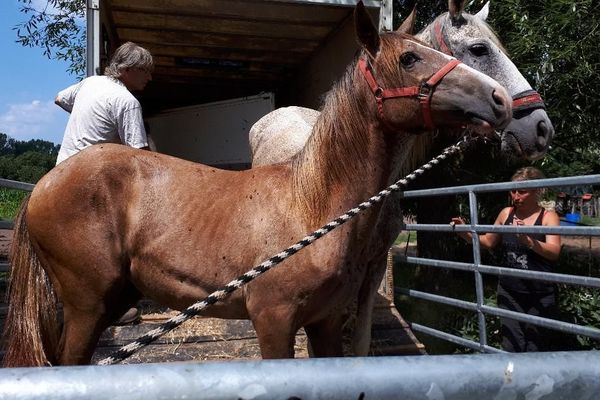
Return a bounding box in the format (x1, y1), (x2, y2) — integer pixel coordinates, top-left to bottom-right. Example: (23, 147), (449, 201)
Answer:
(130, 263), (250, 320)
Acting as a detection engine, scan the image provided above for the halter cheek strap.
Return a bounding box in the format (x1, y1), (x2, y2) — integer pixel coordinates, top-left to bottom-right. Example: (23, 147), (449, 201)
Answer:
(358, 58), (461, 130)
(431, 19), (453, 56)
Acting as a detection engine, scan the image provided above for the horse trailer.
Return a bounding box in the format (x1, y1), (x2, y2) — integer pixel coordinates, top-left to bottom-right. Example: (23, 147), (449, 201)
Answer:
(87, 0), (391, 167)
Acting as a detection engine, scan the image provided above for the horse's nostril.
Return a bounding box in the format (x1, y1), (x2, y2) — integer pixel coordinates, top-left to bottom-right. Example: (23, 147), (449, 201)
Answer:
(536, 120), (550, 150)
(492, 89), (505, 106)
(537, 120), (549, 137)
(536, 136), (547, 150)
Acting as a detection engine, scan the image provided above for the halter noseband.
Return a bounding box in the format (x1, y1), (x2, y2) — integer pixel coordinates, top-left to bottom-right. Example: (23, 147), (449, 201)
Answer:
(431, 18), (546, 119)
(512, 90), (546, 117)
(358, 57), (461, 131)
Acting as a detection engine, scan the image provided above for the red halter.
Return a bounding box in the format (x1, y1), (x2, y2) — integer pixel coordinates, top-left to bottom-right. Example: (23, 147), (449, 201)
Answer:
(432, 19), (453, 56)
(512, 90), (546, 116)
(358, 57), (461, 130)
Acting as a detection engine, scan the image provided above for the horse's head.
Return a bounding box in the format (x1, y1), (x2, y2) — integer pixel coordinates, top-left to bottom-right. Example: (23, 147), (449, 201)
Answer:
(354, 1), (511, 136)
(422, 0), (554, 160)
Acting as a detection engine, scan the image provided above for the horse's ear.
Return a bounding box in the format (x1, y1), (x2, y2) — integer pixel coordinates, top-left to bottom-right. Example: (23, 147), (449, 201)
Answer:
(355, 0), (380, 58)
(397, 6), (417, 35)
(448, 0), (467, 26)
(475, 1), (490, 21)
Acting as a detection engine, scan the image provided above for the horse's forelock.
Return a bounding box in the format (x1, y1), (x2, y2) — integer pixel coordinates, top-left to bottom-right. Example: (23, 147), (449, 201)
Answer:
(441, 12), (508, 55)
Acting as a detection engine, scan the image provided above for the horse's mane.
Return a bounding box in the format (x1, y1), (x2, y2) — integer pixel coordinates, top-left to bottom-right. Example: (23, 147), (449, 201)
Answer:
(291, 33), (424, 227)
(290, 57), (369, 226)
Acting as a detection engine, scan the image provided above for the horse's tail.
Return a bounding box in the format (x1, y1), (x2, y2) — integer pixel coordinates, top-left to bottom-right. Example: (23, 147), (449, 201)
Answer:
(2, 194), (60, 367)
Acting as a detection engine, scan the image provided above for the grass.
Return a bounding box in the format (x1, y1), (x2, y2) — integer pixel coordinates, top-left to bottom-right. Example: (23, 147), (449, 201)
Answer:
(0, 187), (28, 220)
(580, 215), (600, 226)
(394, 231), (417, 246)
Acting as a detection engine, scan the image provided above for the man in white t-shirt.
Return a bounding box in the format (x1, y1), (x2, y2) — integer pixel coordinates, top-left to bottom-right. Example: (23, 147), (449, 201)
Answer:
(55, 41), (153, 165)
(54, 42), (154, 325)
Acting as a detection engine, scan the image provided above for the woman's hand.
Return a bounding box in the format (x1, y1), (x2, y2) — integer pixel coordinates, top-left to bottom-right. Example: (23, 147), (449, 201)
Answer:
(451, 217), (471, 242)
(513, 217), (535, 249)
(451, 217), (465, 226)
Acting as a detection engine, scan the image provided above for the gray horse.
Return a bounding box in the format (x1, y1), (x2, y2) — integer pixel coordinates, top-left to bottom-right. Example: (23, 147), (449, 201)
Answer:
(249, 0), (554, 356)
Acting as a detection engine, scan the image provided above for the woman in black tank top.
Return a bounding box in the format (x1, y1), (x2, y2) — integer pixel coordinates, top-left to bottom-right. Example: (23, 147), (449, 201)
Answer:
(451, 167), (561, 352)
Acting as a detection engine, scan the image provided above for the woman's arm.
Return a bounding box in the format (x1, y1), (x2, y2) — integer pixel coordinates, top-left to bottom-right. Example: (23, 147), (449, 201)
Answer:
(519, 210), (561, 261)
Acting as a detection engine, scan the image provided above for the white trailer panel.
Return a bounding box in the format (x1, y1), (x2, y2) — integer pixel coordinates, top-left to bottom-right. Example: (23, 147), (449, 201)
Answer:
(146, 93), (274, 169)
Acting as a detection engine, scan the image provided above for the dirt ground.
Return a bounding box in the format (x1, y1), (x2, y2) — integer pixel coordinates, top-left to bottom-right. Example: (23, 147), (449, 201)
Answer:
(561, 236), (600, 257)
(562, 235), (599, 249)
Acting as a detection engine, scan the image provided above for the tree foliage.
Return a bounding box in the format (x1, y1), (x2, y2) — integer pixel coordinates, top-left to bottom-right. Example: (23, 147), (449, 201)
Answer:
(0, 133), (59, 183)
(489, 0), (600, 177)
(15, 0), (86, 77)
(395, 0), (600, 177)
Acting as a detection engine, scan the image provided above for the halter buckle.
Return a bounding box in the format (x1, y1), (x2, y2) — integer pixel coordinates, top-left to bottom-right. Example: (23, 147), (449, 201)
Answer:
(418, 83), (432, 100)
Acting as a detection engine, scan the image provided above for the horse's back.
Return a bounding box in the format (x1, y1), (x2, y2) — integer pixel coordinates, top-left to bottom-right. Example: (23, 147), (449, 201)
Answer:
(24, 143), (303, 312)
(26, 144), (213, 255)
(250, 106), (319, 166)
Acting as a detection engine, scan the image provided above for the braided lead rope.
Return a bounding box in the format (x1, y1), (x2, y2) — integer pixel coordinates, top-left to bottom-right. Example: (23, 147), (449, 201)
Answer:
(98, 138), (473, 365)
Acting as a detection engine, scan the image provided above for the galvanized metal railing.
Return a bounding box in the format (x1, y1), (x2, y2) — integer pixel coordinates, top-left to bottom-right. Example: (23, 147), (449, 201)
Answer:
(0, 178), (34, 273)
(0, 178), (34, 229)
(395, 174), (600, 353)
(0, 175), (599, 399)
(1, 351), (600, 400)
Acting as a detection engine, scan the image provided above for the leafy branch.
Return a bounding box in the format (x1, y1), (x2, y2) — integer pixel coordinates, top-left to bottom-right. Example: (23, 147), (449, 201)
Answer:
(14, 0), (86, 77)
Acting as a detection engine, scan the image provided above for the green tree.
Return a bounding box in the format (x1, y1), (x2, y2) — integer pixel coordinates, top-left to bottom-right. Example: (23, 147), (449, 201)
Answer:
(0, 133), (58, 183)
(15, 0), (85, 77)
(489, 0), (600, 177)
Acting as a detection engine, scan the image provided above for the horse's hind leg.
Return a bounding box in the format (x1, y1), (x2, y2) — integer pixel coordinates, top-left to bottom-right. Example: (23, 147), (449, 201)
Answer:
(304, 314), (344, 357)
(57, 282), (143, 365)
(352, 257), (388, 356)
(57, 305), (110, 365)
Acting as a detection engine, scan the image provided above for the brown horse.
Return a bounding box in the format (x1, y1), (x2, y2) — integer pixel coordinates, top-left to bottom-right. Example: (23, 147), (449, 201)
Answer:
(3, 1), (511, 367)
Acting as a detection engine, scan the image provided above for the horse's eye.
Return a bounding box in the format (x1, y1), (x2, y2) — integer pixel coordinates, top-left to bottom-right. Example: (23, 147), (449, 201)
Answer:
(400, 52), (420, 68)
(469, 43), (489, 57)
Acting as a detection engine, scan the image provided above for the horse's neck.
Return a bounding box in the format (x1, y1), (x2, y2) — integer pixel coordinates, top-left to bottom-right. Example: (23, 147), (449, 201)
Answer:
(415, 28), (432, 45)
(293, 99), (400, 227)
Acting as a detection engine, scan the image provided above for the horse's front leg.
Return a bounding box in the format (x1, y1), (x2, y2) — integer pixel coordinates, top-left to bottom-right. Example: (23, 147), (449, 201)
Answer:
(304, 314), (344, 357)
(251, 304), (297, 359)
(352, 256), (388, 356)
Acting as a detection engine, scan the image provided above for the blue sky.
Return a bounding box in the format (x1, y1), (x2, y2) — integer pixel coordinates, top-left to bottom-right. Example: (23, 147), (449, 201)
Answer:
(0, 0), (79, 145)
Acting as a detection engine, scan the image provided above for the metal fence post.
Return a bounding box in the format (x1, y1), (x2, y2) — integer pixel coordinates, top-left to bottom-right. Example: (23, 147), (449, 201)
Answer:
(468, 190), (488, 350)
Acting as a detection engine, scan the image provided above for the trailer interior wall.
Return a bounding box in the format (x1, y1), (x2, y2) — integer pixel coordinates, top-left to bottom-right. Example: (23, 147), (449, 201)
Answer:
(146, 93), (274, 169)
(278, 8), (380, 109)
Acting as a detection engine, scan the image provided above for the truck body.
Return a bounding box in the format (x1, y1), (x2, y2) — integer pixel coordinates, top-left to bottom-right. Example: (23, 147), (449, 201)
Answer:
(89, 0), (391, 166)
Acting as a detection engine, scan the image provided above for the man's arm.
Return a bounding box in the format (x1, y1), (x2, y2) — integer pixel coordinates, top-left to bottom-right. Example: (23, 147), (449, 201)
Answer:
(55, 80), (83, 113)
(55, 95), (72, 113)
